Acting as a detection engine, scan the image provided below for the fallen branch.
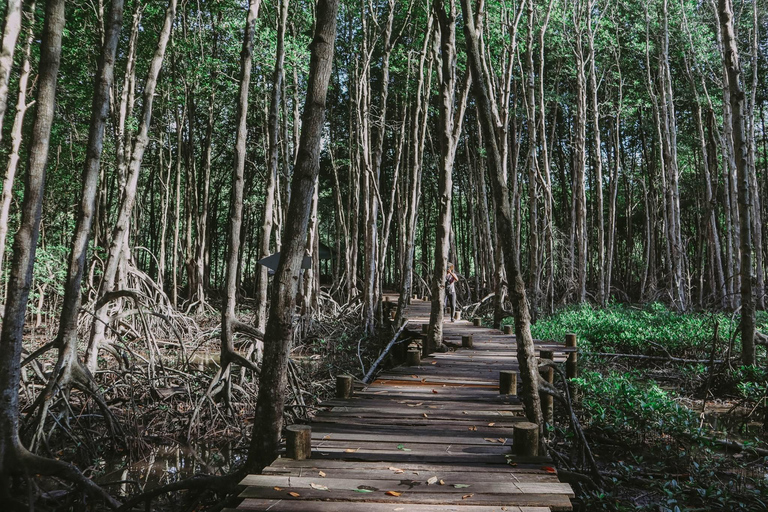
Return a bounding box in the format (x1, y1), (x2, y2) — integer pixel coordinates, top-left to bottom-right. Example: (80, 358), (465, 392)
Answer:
(363, 320), (409, 383)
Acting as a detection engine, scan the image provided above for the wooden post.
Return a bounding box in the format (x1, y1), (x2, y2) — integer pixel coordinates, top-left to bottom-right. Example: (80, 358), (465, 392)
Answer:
(503, 325), (513, 335)
(420, 334), (432, 357)
(453, 311), (460, 321)
(461, 335), (473, 348)
(565, 333), (578, 380)
(472, 318), (481, 327)
(539, 349), (554, 361)
(566, 333), (579, 400)
(407, 348), (421, 366)
(539, 367), (554, 425)
(286, 425), (311, 460)
(512, 422), (539, 456)
(421, 323), (429, 334)
(499, 370), (517, 395)
(336, 375), (353, 399)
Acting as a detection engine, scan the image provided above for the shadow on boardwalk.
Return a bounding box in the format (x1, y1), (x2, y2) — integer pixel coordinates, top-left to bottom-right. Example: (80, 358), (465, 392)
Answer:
(228, 299), (574, 511)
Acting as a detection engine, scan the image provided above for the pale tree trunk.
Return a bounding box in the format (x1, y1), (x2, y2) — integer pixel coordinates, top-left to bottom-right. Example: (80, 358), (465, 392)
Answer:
(524, 1), (540, 313)
(86, 0), (177, 372)
(28, 0), (125, 450)
(247, 0), (338, 471)
(747, 0), (763, 309)
(718, 0), (754, 365)
(396, 18), (434, 323)
(428, 0), (470, 353)
(538, 0), (556, 314)
(587, 2), (605, 306)
(572, 0), (588, 302)
(256, 0), (288, 330)
(0, 0), (22, 140)
(460, 0), (543, 429)
(218, 0), (263, 395)
(0, 3), (33, 294)
(0, 0), (115, 503)
(659, 0), (686, 311)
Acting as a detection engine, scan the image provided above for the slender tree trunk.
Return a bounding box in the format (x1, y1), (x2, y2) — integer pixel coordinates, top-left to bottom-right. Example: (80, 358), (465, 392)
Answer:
(0, 0), (22, 140)
(718, 0), (754, 365)
(460, 0), (543, 430)
(86, 0), (177, 371)
(0, 3), (33, 294)
(256, 0), (288, 330)
(247, 0), (338, 471)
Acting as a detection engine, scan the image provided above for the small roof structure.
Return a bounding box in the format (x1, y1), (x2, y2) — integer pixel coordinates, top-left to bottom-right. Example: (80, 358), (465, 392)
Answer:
(257, 252), (312, 273)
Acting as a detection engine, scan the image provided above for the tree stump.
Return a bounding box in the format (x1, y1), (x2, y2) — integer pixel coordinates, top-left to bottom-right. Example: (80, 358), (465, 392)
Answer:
(512, 422), (539, 456)
(461, 335), (473, 348)
(539, 366), (554, 425)
(286, 425), (311, 460)
(407, 348), (421, 366)
(503, 325), (513, 335)
(336, 375), (353, 399)
(472, 318), (481, 327)
(499, 370), (517, 395)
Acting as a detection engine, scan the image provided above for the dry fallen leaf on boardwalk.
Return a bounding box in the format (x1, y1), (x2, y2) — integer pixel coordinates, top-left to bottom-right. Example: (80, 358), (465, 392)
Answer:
(310, 483), (329, 491)
(318, 471), (326, 477)
(273, 487), (282, 491)
(426, 476), (438, 485)
(462, 493), (474, 499)
(288, 492), (300, 497)
(385, 490), (402, 497)
(468, 426), (477, 431)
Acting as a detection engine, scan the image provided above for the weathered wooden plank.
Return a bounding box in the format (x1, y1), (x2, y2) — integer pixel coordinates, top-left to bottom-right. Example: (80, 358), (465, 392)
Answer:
(237, 487), (573, 510)
(239, 476), (574, 497)
(234, 500), (552, 511)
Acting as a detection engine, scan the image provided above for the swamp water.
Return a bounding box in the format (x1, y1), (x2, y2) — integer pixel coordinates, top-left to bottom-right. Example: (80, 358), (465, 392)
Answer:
(99, 442), (246, 496)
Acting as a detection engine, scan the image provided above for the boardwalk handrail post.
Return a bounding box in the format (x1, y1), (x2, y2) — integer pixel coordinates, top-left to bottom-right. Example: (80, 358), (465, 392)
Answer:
(472, 318), (481, 327)
(565, 333), (579, 399)
(503, 324), (513, 334)
(539, 366), (554, 426)
(407, 348), (421, 366)
(499, 370), (517, 395)
(286, 425), (311, 460)
(336, 375), (353, 399)
(512, 422), (539, 456)
(461, 335), (473, 348)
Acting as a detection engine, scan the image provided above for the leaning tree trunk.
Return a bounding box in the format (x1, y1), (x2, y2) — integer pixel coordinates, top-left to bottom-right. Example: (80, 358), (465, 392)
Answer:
(27, 0), (125, 450)
(0, 0), (118, 505)
(247, 0), (339, 472)
(459, 0), (543, 429)
(86, 0), (177, 371)
(718, 0), (755, 365)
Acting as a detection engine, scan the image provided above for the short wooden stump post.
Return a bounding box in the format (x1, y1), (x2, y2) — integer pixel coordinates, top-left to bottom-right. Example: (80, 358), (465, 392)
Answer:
(453, 311), (461, 321)
(539, 349), (554, 361)
(565, 333), (579, 399)
(499, 370), (517, 395)
(461, 335), (473, 348)
(472, 318), (481, 327)
(286, 425), (311, 460)
(539, 366), (554, 425)
(421, 323), (429, 334)
(512, 422), (539, 456)
(407, 348), (421, 366)
(336, 375), (353, 399)
(503, 325), (513, 335)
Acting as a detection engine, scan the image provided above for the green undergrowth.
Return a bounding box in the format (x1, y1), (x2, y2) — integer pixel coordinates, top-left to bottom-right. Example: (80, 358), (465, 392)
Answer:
(522, 302), (768, 358)
(517, 303), (768, 511)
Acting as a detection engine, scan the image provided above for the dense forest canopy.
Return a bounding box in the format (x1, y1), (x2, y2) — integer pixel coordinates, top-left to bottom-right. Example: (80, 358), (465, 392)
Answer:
(0, 0), (766, 508)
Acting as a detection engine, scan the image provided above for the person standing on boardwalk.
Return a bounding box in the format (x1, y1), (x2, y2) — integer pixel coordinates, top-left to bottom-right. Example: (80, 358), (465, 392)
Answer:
(445, 262), (459, 322)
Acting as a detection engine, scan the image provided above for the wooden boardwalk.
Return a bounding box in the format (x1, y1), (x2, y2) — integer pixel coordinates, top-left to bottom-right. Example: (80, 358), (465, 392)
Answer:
(230, 299), (574, 511)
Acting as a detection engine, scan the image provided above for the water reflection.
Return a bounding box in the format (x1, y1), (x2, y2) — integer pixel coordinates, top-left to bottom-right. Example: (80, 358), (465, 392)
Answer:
(99, 442), (246, 496)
